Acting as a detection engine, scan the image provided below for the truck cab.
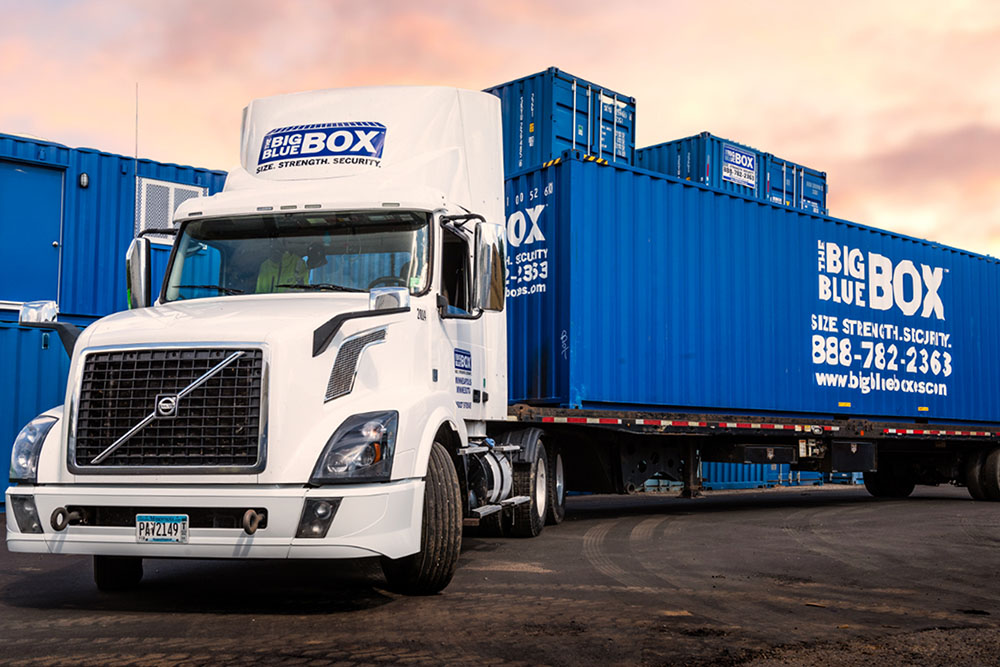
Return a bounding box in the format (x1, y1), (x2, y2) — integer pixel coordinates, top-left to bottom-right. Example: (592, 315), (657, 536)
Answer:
(6, 87), (542, 595)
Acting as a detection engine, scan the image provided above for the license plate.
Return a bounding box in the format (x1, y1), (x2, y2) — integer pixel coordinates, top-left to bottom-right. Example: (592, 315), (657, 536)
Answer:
(135, 514), (189, 544)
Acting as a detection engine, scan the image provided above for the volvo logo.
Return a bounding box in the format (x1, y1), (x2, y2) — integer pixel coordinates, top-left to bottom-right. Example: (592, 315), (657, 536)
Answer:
(155, 394), (178, 418)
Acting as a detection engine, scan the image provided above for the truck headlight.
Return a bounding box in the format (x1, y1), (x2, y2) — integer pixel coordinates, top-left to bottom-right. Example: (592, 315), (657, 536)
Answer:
(310, 411), (398, 484)
(9, 415), (57, 484)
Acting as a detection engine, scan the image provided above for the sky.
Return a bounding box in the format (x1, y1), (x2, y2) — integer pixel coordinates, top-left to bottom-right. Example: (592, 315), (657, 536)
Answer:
(1, 0), (998, 255)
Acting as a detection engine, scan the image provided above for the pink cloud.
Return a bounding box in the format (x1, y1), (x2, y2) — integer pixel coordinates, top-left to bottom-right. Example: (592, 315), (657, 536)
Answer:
(1, 0), (997, 255)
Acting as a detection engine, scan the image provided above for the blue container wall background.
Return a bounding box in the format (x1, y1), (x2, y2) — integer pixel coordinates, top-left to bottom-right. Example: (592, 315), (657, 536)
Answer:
(0, 318), (95, 498)
(486, 67), (636, 175)
(0, 133), (227, 319)
(505, 154), (1000, 424)
(637, 133), (828, 215)
(1, 133), (225, 503)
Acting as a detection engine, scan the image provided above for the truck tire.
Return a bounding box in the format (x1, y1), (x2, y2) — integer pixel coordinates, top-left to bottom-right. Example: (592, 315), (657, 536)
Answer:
(863, 466), (915, 499)
(546, 445), (566, 525)
(509, 441), (547, 537)
(381, 441), (462, 595)
(982, 448), (1000, 501)
(964, 451), (988, 501)
(93, 555), (143, 592)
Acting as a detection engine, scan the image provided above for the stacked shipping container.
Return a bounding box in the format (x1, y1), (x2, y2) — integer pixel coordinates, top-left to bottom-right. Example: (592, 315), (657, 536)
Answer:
(485, 67), (637, 174)
(636, 132), (828, 215)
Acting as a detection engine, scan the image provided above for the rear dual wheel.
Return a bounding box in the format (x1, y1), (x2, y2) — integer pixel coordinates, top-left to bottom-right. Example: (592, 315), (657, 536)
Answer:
(546, 446), (566, 525)
(509, 442), (547, 537)
(967, 448), (1000, 501)
(965, 451), (988, 500)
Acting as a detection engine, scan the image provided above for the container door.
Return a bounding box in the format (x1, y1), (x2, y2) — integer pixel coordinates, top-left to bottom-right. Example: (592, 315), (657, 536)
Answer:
(765, 159), (792, 207)
(801, 171), (826, 215)
(0, 160), (64, 304)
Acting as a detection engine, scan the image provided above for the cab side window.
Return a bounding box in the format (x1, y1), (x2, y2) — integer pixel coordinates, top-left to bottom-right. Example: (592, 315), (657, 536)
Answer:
(441, 228), (470, 314)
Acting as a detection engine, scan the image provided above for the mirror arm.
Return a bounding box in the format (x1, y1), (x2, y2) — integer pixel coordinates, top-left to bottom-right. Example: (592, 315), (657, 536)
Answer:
(20, 320), (81, 357)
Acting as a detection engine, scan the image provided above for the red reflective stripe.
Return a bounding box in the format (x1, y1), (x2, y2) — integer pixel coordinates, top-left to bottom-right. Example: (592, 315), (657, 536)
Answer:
(598, 418), (619, 424)
(566, 417), (588, 424)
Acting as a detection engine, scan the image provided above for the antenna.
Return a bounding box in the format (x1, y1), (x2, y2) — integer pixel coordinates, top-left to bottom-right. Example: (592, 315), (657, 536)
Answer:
(134, 82), (140, 239)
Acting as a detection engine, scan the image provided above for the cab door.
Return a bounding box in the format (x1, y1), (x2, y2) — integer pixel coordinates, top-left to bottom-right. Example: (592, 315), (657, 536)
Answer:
(437, 224), (487, 422)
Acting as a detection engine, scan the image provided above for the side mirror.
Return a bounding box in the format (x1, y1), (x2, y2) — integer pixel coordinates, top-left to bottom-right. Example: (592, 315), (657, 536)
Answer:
(369, 287), (410, 311)
(126, 237), (152, 309)
(473, 223), (506, 312)
(18, 300), (58, 325)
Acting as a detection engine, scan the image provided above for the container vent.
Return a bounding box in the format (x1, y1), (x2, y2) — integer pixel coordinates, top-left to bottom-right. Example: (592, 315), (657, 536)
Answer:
(134, 177), (208, 241)
(325, 329), (386, 401)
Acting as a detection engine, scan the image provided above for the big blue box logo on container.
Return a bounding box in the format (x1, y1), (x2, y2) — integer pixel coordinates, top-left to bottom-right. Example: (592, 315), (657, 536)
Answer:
(722, 143), (756, 189)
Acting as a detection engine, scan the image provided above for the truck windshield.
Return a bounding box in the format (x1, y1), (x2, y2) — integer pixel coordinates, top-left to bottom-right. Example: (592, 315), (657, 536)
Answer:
(162, 210), (429, 302)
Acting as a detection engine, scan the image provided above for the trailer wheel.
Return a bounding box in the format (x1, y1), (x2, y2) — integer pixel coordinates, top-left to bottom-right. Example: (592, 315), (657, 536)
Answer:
(964, 451), (988, 501)
(93, 555), (143, 592)
(381, 441), (462, 595)
(509, 441), (547, 537)
(982, 448), (1000, 501)
(863, 465), (915, 499)
(546, 446), (566, 525)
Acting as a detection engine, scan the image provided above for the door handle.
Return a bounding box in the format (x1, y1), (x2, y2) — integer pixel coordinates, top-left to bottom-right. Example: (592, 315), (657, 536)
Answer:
(52, 241), (59, 248)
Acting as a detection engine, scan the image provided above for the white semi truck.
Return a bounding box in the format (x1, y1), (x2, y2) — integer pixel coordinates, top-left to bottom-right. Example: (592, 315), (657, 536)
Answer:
(8, 85), (999, 595)
(7, 87), (540, 594)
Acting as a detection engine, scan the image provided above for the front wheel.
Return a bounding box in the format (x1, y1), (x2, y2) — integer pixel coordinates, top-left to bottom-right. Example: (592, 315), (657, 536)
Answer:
(93, 555), (143, 592)
(381, 442), (462, 595)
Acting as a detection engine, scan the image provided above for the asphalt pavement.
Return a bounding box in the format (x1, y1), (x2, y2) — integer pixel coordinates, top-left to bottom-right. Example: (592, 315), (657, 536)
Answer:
(1, 484), (998, 665)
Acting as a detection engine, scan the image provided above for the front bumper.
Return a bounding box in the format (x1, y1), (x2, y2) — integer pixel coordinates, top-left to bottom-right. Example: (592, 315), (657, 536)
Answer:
(6, 480), (423, 560)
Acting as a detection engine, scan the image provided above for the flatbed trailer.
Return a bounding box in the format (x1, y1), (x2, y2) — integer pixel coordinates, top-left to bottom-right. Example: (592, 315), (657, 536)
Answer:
(493, 404), (999, 502)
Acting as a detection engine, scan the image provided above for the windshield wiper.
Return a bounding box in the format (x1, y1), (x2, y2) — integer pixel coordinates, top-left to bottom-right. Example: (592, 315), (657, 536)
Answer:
(277, 283), (365, 293)
(175, 284), (245, 295)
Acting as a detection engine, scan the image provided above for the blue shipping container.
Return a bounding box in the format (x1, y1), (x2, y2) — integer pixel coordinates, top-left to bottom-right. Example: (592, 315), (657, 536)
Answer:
(485, 67), (636, 175)
(505, 153), (998, 424)
(0, 133), (227, 318)
(764, 155), (827, 215)
(701, 462), (782, 490)
(636, 132), (828, 215)
(0, 317), (95, 498)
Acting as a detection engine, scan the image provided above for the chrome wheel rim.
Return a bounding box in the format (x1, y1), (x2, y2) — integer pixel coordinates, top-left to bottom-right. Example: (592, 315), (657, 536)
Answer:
(536, 457), (547, 518)
(555, 453), (565, 506)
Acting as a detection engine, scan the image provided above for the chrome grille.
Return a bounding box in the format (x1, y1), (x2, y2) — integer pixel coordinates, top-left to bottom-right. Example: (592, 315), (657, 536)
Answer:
(73, 348), (265, 470)
(325, 329), (386, 401)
